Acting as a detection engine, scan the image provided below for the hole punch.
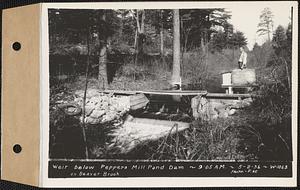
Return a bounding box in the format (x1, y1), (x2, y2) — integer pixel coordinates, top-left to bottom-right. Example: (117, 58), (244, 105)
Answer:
(13, 144), (22, 153)
(12, 42), (21, 51)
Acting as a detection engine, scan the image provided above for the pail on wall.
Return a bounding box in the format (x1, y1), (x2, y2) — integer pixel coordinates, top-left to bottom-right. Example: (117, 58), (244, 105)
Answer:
(221, 72), (232, 86)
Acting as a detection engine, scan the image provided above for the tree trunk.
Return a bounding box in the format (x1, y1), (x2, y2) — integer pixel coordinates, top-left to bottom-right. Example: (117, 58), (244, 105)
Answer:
(135, 9), (145, 65)
(160, 29), (164, 55)
(134, 29), (138, 48)
(172, 9), (181, 87)
(160, 10), (164, 62)
(141, 10), (145, 33)
(98, 45), (108, 89)
(98, 45), (108, 90)
(98, 13), (108, 89)
(201, 35), (205, 54)
(136, 10), (141, 32)
(140, 10), (145, 55)
(134, 28), (139, 68)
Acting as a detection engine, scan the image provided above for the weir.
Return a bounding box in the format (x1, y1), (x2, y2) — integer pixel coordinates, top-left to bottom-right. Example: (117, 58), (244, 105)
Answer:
(56, 69), (256, 155)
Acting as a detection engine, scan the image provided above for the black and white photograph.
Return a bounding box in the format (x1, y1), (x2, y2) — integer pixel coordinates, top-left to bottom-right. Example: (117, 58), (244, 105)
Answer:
(45, 1), (297, 182)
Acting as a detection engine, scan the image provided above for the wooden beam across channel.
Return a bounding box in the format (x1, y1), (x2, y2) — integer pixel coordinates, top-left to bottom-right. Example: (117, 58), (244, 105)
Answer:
(103, 90), (208, 96)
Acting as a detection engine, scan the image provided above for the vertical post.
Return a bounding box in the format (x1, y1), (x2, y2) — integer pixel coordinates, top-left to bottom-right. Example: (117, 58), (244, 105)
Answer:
(172, 9), (181, 89)
(228, 87), (233, 94)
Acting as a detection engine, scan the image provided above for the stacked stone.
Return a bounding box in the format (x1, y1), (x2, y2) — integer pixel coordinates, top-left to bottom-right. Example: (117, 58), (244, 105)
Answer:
(191, 95), (252, 121)
(74, 89), (130, 124)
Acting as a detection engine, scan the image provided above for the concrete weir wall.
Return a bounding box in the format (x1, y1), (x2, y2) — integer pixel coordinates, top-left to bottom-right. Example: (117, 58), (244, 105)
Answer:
(191, 95), (252, 121)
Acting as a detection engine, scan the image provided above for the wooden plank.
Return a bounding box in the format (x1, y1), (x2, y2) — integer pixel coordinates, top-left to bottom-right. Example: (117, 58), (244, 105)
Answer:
(138, 90), (207, 95)
(206, 93), (252, 98)
(221, 84), (258, 88)
(104, 90), (208, 96)
(104, 90), (253, 99)
(103, 90), (255, 100)
(103, 90), (137, 95)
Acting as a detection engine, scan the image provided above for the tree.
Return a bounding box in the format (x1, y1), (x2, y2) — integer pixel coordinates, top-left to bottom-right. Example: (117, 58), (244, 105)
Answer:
(270, 25), (292, 90)
(209, 29), (247, 52)
(180, 9), (231, 51)
(98, 12), (109, 89)
(172, 9), (181, 87)
(230, 31), (247, 48)
(223, 22), (234, 43)
(257, 7), (274, 41)
(87, 9), (119, 89)
(160, 10), (164, 58)
(272, 25), (288, 54)
(209, 31), (227, 51)
(133, 9), (146, 64)
(49, 9), (119, 88)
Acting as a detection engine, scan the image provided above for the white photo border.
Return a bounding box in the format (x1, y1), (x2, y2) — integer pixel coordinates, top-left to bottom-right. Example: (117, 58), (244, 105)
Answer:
(40, 1), (298, 187)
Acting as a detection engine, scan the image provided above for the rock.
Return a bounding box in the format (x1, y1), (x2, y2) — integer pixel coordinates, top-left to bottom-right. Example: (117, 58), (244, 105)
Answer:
(101, 102), (109, 109)
(228, 108), (236, 115)
(209, 108), (219, 119)
(73, 90), (133, 124)
(242, 98), (252, 106)
(191, 95), (210, 120)
(101, 113), (117, 123)
(191, 95), (251, 120)
(125, 115), (134, 122)
(218, 109), (229, 118)
(85, 106), (95, 116)
(74, 97), (83, 104)
(210, 101), (226, 111)
(191, 95), (201, 118)
(85, 117), (101, 125)
(90, 109), (106, 119)
(88, 96), (100, 105)
(129, 94), (149, 110)
(232, 97), (253, 109)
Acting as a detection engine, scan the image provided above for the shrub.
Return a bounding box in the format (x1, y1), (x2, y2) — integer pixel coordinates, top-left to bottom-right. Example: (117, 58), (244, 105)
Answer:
(139, 118), (247, 161)
(117, 63), (150, 80)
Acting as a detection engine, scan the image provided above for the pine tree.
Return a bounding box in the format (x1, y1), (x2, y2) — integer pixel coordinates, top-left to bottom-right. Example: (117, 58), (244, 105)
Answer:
(231, 31), (247, 48)
(272, 25), (287, 54)
(257, 7), (274, 41)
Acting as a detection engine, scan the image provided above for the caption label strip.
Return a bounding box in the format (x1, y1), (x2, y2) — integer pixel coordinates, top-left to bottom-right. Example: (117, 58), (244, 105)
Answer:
(49, 161), (292, 178)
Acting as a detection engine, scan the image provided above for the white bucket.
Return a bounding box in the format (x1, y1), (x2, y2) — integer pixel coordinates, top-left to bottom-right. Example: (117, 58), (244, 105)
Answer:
(222, 72), (232, 85)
